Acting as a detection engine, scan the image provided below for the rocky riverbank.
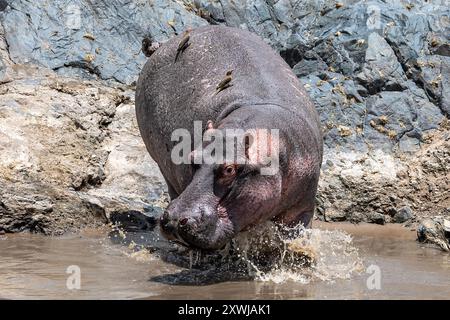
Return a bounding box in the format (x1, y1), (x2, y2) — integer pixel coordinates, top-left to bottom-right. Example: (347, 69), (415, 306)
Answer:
(0, 0), (448, 238)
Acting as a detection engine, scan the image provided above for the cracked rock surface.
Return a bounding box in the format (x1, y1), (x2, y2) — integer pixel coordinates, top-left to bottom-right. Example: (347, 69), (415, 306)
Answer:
(0, 65), (166, 234)
(0, 0), (449, 234)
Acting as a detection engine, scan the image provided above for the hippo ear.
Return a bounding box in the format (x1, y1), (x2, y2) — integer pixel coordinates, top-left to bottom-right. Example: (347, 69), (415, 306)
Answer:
(206, 120), (214, 130)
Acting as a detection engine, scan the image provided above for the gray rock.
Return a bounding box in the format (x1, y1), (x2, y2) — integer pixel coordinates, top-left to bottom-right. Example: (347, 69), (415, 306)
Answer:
(356, 32), (406, 94)
(393, 206), (414, 223)
(368, 212), (385, 225)
(324, 209), (347, 222)
(1, 0), (207, 84)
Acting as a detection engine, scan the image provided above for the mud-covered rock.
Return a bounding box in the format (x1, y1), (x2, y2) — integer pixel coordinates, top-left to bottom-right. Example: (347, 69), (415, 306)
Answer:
(417, 217), (450, 252)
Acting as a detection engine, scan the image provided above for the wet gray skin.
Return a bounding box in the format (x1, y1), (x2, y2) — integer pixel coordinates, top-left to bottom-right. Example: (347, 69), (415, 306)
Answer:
(136, 26), (323, 250)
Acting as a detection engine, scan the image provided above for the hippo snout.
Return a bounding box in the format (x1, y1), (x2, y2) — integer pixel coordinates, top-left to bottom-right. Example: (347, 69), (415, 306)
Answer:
(160, 206), (220, 249)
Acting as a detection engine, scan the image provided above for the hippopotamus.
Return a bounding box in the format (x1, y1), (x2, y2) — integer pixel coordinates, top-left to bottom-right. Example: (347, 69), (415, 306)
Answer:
(135, 25), (323, 250)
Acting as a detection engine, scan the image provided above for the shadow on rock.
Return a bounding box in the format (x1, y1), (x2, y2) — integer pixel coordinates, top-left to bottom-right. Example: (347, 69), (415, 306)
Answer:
(109, 210), (157, 232)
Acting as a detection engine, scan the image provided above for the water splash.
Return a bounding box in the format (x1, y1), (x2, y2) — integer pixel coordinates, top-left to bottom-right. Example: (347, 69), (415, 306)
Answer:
(231, 222), (364, 283)
(125, 247), (156, 263)
(114, 221), (363, 284)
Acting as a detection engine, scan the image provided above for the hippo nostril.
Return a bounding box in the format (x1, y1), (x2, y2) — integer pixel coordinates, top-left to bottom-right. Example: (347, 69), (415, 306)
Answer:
(179, 217), (188, 226)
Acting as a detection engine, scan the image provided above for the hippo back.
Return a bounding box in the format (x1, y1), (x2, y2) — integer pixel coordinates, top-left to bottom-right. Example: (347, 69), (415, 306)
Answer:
(135, 25), (322, 193)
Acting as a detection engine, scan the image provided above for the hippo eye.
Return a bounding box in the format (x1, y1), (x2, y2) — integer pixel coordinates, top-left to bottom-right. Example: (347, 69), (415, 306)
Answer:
(223, 164), (236, 176)
(214, 164), (237, 195)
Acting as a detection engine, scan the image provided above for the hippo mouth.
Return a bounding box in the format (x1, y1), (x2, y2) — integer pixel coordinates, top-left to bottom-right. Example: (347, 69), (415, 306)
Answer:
(160, 203), (235, 251)
(177, 208), (234, 250)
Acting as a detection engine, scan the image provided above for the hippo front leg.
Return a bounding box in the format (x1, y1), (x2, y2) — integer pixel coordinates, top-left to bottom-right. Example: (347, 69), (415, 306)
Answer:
(272, 208), (314, 240)
(297, 210), (314, 228)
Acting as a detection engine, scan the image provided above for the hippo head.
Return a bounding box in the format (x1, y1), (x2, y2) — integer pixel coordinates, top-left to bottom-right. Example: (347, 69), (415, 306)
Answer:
(160, 125), (283, 250)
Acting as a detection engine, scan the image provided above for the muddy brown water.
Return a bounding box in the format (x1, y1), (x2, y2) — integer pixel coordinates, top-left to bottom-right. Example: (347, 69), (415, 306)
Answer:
(0, 222), (449, 299)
